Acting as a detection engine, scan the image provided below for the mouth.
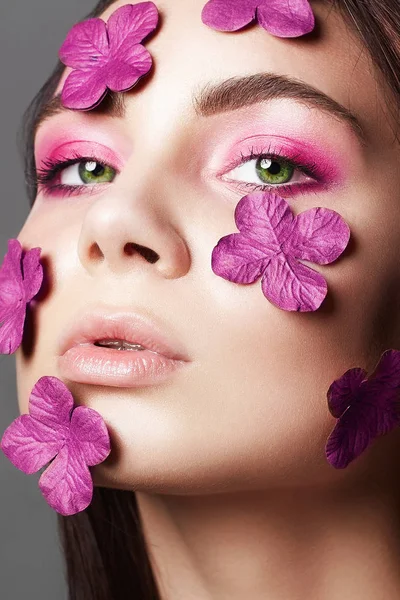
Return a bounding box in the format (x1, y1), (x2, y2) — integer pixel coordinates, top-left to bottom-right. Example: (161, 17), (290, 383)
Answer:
(57, 309), (191, 387)
(58, 343), (186, 387)
(93, 339), (148, 351)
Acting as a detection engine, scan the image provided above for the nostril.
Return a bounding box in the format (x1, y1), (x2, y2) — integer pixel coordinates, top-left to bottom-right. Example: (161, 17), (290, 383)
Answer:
(124, 243), (159, 264)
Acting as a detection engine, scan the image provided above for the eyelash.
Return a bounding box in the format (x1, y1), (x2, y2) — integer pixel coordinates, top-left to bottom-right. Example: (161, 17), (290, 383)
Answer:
(36, 151), (117, 197)
(36, 143), (324, 198)
(222, 141), (323, 197)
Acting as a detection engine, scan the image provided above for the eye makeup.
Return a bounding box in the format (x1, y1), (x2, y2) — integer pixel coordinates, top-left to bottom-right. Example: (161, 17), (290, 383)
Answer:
(36, 141), (122, 198)
(217, 135), (343, 197)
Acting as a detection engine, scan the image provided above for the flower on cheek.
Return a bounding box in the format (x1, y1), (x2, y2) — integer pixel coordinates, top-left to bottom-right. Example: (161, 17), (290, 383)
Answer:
(1, 376), (111, 516)
(211, 191), (350, 312)
(59, 2), (159, 111)
(201, 0), (315, 38)
(0, 239), (43, 355)
(325, 349), (400, 469)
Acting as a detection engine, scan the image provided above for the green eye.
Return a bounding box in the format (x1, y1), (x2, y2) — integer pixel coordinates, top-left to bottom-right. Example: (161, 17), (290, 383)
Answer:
(255, 157), (294, 185)
(78, 161), (116, 184)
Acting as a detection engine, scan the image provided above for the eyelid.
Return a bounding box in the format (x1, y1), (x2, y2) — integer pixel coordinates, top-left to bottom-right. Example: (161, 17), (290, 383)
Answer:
(220, 149), (318, 183)
(215, 135), (342, 184)
(36, 140), (124, 174)
(222, 153), (315, 185)
(36, 154), (119, 199)
(37, 154), (119, 184)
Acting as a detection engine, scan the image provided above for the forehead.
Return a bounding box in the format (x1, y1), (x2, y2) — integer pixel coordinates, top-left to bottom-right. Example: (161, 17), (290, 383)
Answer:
(51, 0), (386, 145)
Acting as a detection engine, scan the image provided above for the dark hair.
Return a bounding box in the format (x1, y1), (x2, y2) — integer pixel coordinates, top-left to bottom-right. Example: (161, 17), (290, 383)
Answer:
(18, 1), (400, 598)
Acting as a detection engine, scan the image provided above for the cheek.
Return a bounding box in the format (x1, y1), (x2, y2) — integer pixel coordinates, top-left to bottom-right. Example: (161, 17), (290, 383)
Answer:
(116, 218), (400, 493)
(88, 277), (380, 495)
(12, 175), (400, 494)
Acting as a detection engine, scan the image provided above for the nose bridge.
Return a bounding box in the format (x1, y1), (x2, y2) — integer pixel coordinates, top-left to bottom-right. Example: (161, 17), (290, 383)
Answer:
(76, 36), (199, 281)
(77, 156), (191, 279)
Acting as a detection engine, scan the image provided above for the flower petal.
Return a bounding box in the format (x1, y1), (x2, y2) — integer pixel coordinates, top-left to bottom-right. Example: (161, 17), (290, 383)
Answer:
(108, 2), (159, 49)
(282, 207), (350, 264)
(362, 349), (400, 436)
(28, 376), (74, 430)
(70, 406), (111, 466)
(104, 45), (152, 92)
(261, 253), (327, 311)
(201, 0), (258, 30)
(0, 240), (43, 354)
(1, 414), (64, 474)
(38, 444), (94, 516)
(0, 239), (24, 316)
(327, 367), (367, 418)
(235, 192), (295, 247)
(367, 349), (400, 396)
(326, 350), (400, 469)
(212, 233), (273, 283)
(21, 247), (43, 302)
(325, 389), (400, 469)
(257, 0), (315, 37)
(59, 18), (109, 69)
(61, 68), (108, 111)
(0, 304), (25, 354)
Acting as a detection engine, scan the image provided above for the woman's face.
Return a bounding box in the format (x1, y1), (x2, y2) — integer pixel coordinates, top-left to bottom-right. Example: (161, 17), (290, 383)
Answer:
(15, 0), (400, 493)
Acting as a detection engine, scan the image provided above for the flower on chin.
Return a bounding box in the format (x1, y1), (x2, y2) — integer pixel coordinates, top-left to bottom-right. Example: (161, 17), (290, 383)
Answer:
(1, 376), (111, 516)
(0, 238), (43, 355)
(59, 2), (159, 111)
(201, 0), (315, 38)
(211, 190), (350, 312)
(325, 349), (400, 469)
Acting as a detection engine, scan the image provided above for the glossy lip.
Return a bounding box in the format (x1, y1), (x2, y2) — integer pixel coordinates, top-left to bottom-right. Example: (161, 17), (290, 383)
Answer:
(58, 307), (190, 361)
(57, 307), (190, 387)
(57, 345), (186, 388)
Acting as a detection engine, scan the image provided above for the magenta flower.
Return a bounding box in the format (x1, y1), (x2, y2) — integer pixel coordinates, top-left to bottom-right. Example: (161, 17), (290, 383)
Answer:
(59, 2), (159, 111)
(201, 0), (315, 37)
(325, 349), (400, 469)
(1, 376), (111, 516)
(0, 238), (43, 355)
(211, 191), (350, 312)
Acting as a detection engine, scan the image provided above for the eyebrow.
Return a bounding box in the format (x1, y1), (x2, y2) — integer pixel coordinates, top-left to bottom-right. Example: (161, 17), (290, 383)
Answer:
(34, 91), (126, 135)
(193, 72), (365, 144)
(34, 72), (365, 145)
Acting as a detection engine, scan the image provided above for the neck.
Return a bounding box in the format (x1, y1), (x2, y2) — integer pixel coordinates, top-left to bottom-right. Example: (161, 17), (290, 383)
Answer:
(136, 469), (400, 599)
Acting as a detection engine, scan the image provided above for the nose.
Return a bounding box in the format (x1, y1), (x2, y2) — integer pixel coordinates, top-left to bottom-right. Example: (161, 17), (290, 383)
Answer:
(77, 181), (191, 279)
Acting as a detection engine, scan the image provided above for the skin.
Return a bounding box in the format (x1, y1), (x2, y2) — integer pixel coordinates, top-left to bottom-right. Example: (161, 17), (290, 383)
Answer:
(14, 0), (400, 597)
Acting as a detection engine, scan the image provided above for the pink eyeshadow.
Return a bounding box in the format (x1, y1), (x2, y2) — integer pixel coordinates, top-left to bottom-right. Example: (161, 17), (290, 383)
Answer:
(220, 134), (344, 184)
(36, 140), (124, 172)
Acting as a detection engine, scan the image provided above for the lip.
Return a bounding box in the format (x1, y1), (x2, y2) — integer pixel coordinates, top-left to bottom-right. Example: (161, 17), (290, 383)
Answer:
(57, 307), (190, 387)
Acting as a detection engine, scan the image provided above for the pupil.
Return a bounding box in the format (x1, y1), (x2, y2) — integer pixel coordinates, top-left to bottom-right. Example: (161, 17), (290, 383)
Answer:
(85, 162), (104, 176)
(267, 162), (281, 175)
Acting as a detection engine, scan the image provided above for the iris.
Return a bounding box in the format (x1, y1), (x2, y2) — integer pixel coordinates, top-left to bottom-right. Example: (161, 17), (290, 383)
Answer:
(78, 161), (116, 184)
(255, 157), (294, 185)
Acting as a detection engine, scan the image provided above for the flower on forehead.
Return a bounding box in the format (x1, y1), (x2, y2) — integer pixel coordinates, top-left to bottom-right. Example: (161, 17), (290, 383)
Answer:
(0, 238), (43, 355)
(201, 0), (315, 38)
(325, 349), (400, 469)
(1, 376), (111, 516)
(59, 2), (159, 111)
(211, 191), (350, 312)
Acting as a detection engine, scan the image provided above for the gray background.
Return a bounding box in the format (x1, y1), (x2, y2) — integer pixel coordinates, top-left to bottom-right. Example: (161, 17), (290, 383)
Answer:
(0, 2), (96, 598)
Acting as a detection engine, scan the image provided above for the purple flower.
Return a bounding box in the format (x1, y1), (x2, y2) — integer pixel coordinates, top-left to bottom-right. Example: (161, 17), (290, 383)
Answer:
(59, 2), (159, 111)
(1, 376), (111, 516)
(211, 191), (350, 312)
(201, 0), (315, 37)
(325, 350), (400, 469)
(0, 238), (43, 355)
